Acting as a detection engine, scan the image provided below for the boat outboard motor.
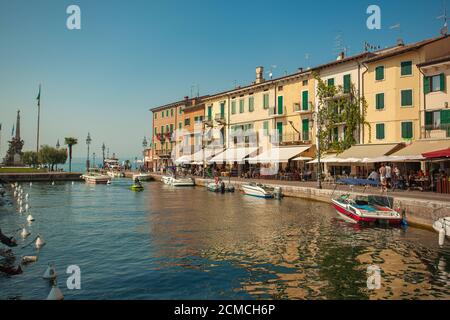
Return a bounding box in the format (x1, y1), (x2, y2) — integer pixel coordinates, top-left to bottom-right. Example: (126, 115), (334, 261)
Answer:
(273, 187), (282, 200)
(220, 182), (225, 193)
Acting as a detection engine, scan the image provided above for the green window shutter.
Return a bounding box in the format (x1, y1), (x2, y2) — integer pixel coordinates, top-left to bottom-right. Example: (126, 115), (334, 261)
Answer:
(239, 99), (244, 113)
(277, 122), (283, 138)
(401, 90), (413, 106)
(425, 112), (433, 126)
(302, 119), (309, 140)
(440, 73), (446, 92)
(263, 94), (269, 109)
(401, 122), (413, 139)
(220, 102), (225, 117)
(401, 61), (412, 76)
(424, 76), (431, 94)
(277, 96), (283, 114)
(231, 101), (236, 114)
(248, 97), (254, 112)
(170, 124), (173, 132)
(171, 109), (173, 116)
(302, 91), (309, 110)
(263, 121), (269, 136)
(441, 110), (450, 124)
(327, 78), (335, 87)
(207, 106), (212, 120)
(161, 126), (164, 133)
(376, 123), (385, 140)
(375, 66), (384, 80)
(343, 74), (351, 93)
(154, 127), (157, 134)
(178, 122), (182, 130)
(375, 93), (384, 110)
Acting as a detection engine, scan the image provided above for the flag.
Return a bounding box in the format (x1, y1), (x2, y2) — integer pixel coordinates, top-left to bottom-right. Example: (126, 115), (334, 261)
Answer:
(36, 85), (41, 107)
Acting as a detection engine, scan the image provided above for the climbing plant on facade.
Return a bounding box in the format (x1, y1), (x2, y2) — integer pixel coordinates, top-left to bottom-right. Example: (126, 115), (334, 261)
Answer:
(314, 74), (370, 155)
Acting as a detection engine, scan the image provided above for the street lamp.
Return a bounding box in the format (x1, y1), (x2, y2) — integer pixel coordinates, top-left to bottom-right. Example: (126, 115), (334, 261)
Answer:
(93, 152), (96, 168)
(102, 143), (106, 166)
(86, 132), (92, 171)
(313, 112), (322, 189)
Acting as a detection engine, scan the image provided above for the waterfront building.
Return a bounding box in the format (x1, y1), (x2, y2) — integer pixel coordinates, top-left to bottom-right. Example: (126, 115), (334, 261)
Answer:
(363, 35), (450, 144)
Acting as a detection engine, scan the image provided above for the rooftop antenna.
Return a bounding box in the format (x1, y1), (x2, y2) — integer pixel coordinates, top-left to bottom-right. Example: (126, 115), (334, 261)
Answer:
(266, 65), (277, 80)
(437, 1), (448, 35)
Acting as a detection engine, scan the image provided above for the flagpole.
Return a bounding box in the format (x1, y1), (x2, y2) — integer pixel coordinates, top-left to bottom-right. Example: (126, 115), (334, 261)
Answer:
(36, 84), (41, 154)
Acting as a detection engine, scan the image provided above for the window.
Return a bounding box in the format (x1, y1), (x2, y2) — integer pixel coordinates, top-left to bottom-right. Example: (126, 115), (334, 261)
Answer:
(154, 113), (157, 119)
(166, 110), (169, 117)
(194, 116), (198, 122)
(333, 127), (339, 141)
(343, 74), (351, 93)
(239, 99), (244, 113)
(170, 109), (174, 117)
(375, 66), (384, 81)
(401, 89), (413, 107)
(401, 122), (413, 139)
(170, 124), (173, 132)
(327, 78), (335, 87)
(207, 105), (212, 120)
(278, 86), (283, 91)
(231, 100), (236, 114)
(263, 94), (269, 109)
(184, 118), (190, 126)
(166, 125), (169, 133)
(161, 111), (164, 118)
(401, 61), (412, 76)
(302, 80), (308, 86)
(178, 122), (182, 130)
(302, 91), (309, 110)
(376, 123), (385, 140)
(263, 121), (269, 136)
(154, 127), (157, 135)
(248, 96), (254, 112)
(375, 93), (385, 110)
(179, 107), (183, 115)
(425, 74), (446, 93)
(161, 126), (164, 133)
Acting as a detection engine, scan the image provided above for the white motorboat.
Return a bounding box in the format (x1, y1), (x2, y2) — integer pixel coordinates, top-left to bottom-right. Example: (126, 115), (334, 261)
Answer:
(433, 217), (450, 240)
(132, 172), (154, 181)
(161, 176), (173, 184)
(241, 183), (275, 198)
(107, 170), (124, 178)
(170, 177), (195, 187)
(81, 169), (110, 185)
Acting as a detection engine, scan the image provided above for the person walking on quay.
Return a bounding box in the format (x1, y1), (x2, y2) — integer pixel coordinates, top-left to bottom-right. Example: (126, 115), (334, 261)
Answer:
(385, 163), (392, 188)
(379, 164), (387, 193)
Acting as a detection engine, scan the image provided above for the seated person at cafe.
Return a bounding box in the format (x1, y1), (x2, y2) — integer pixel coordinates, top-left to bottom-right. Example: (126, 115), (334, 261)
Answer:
(367, 169), (379, 181)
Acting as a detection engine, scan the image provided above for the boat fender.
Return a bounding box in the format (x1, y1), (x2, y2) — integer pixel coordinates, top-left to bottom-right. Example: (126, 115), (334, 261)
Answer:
(43, 263), (57, 280)
(35, 235), (46, 248)
(21, 255), (38, 264)
(46, 284), (64, 300)
(21, 228), (30, 238)
(439, 228), (445, 246)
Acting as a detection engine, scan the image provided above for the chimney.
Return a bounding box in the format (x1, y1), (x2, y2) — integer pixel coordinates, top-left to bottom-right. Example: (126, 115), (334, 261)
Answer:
(298, 67), (303, 72)
(255, 66), (265, 84)
(336, 52), (345, 61)
(397, 38), (404, 46)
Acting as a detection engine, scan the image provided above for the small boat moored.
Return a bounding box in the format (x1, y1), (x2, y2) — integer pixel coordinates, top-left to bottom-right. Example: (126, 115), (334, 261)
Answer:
(433, 217), (450, 245)
(132, 172), (154, 181)
(207, 178), (235, 193)
(82, 169), (111, 185)
(241, 183), (276, 198)
(331, 194), (402, 226)
(170, 177), (195, 187)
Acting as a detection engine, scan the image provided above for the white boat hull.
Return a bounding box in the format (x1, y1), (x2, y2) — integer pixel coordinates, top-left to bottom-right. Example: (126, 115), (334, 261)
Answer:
(241, 184), (274, 198)
(82, 174), (110, 185)
(433, 217), (450, 239)
(133, 173), (153, 181)
(170, 178), (195, 187)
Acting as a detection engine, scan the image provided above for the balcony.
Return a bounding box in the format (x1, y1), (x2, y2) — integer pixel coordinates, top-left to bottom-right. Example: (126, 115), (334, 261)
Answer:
(423, 124), (450, 139)
(294, 102), (314, 114)
(203, 115), (213, 127)
(155, 149), (172, 157)
(214, 113), (226, 124)
(268, 106), (286, 117)
(270, 132), (312, 145)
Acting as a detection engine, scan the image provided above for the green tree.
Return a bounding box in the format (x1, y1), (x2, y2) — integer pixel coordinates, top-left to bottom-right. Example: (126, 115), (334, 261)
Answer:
(22, 151), (39, 167)
(314, 74), (370, 155)
(64, 137), (78, 172)
(38, 145), (67, 171)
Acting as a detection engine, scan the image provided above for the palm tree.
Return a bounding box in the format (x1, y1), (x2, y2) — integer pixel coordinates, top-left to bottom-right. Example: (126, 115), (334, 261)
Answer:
(64, 137), (78, 172)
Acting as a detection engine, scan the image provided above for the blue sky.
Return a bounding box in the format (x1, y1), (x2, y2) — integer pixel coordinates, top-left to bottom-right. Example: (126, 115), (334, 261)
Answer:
(0, 0), (447, 159)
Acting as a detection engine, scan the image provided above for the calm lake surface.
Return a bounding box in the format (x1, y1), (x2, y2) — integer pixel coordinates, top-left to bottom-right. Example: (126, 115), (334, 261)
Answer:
(0, 179), (449, 300)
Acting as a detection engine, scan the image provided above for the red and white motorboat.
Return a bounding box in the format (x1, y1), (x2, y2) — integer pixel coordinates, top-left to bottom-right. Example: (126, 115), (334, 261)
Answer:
(331, 194), (402, 226)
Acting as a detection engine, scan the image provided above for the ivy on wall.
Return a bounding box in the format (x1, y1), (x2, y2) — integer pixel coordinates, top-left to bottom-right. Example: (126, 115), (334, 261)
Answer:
(314, 74), (371, 155)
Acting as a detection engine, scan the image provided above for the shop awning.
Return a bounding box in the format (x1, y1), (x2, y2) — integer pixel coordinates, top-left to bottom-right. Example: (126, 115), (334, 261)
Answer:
(209, 147), (259, 164)
(191, 148), (222, 163)
(336, 143), (404, 160)
(422, 148), (450, 159)
(391, 140), (450, 160)
(307, 154), (337, 164)
(292, 156), (313, 162)
(247, 146), (311, 164)
(174, 155), (192, 164)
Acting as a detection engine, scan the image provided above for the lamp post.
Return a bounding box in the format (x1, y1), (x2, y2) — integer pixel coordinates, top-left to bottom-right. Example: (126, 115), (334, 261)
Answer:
(93, 152), (96, 168)
(86, 132), (92, 171)
(102, 143), (106, 167)
(142, 137), (148, 170)
(313, 112), (322, 189)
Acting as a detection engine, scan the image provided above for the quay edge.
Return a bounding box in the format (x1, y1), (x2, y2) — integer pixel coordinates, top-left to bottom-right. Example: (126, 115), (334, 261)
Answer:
(147, 173), (449, 231)
(0, 172), (83, 183)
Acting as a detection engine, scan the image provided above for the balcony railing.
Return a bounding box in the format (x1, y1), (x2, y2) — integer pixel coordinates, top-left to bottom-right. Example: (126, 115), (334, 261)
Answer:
(203, 115), (213, 127)
(214, 113), (226, 124)
(294, 102), (313, 113)
(269, 132), (312, 145)
(269, 106), (286, 117)
(423, 123), (450, 138)
(155, 149), (172, 157)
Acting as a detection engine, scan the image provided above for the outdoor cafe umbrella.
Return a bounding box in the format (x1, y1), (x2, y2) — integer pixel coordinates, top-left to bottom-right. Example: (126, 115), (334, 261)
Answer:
(422, 148), (450, 159)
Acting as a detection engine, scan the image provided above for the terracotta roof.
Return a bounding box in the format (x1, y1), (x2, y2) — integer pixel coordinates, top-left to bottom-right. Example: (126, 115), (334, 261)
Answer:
(365, 35), (449, 63)
(417, 55), (450, 67)
(150, 95), (209, 112)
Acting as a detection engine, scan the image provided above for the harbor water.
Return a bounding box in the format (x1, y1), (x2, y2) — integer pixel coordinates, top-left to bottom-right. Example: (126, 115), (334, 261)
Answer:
(0, 179), (449, 300)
